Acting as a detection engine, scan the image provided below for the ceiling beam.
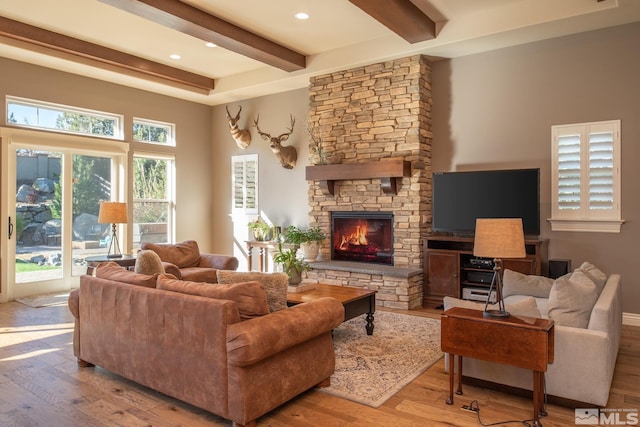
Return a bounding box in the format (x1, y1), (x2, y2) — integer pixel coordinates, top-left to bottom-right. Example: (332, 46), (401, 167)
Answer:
(0, 16), (215, 93)
(348, 0), (436, 44)
(98, 0), (306, 72)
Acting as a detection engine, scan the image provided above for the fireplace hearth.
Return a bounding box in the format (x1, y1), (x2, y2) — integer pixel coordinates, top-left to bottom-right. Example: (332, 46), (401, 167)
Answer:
(331, 212), (393, 265)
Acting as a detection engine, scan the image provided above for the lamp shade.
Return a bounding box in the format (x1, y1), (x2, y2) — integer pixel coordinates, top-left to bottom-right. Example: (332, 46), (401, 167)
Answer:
(98, 202), (127, 224)
(473, 218), (526, 259)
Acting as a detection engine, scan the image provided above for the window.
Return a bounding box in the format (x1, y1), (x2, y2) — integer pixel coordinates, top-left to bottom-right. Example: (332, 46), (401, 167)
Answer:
(133, 118), (174, 146)
(232, 154), (258, 214)
(7, 96), (121, 139)
(550, 120), (623, 232)
(132, 155), (175, 248)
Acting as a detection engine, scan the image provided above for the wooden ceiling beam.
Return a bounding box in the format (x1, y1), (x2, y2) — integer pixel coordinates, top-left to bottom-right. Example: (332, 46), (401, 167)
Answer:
(98, 0), (306, 72)
(0, 16), (215, 92)
(348, 0), (436, 44)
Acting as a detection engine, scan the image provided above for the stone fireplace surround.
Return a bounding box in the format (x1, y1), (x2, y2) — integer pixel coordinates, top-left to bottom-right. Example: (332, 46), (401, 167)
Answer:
(305, 55), (432, 310)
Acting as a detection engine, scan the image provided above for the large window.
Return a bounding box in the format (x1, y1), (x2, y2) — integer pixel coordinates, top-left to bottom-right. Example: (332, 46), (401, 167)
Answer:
(132, 155), (175, 248)
(550, 120), (623, 232)
(7, 96), (121, 139)
(133, 118), (174, 146)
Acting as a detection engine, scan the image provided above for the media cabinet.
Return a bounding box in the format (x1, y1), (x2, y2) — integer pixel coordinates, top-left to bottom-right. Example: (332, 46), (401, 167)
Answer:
(423, 235), (546, 308)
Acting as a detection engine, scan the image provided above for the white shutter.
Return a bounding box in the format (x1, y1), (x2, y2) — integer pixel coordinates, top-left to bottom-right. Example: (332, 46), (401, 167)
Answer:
(550, 120), (622, 232)
(231, 154), (258, 213)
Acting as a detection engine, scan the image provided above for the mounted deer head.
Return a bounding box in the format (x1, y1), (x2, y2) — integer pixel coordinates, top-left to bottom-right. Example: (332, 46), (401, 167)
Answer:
(226, 105), (251, 149)
(253, 114), (298, 169)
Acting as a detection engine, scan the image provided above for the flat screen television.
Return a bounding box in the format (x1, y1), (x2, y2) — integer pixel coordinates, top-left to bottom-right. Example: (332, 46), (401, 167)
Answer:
(432, 168), (540, 237)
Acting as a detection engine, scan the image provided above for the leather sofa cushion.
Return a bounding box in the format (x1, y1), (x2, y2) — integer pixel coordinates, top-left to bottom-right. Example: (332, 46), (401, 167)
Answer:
(96, 262), (158, 288)
(156, 274), (269, 320)
(143, 240), (200, 268)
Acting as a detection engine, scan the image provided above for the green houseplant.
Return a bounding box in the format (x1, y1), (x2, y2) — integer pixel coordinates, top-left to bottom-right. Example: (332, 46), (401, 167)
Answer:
(248, 217), (272, 241)
(283, 226), (326, 262)
(272, 241), (310, 286)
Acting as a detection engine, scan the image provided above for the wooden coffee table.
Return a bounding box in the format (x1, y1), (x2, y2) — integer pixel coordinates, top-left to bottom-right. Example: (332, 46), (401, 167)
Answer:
(287, 284), (377, 335)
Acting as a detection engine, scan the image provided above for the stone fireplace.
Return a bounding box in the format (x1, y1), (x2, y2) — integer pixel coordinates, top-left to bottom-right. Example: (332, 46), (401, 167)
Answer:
(331, 211), (393, 265)
(305, 55), (432, 309)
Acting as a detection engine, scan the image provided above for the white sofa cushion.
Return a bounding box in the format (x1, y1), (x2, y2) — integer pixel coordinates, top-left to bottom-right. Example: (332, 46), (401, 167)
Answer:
(579, 261), (607, 294)
(547, 269), (599, 328)
(443, 295), (541, 318)
(502, 269), (554, 298)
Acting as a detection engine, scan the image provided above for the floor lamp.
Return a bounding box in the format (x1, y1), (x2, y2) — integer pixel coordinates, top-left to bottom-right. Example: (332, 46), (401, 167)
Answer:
(98, 202), (127, 259)
(473, 218), (526, 318)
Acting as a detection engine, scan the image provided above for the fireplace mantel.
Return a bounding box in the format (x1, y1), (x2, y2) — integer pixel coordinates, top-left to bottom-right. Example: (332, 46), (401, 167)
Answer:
(305, 158), (411, 196)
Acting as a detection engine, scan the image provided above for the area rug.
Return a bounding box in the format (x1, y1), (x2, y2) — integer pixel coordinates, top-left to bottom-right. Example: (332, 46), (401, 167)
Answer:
(15, 292), (70, 308)
(322, 311), (442, 408)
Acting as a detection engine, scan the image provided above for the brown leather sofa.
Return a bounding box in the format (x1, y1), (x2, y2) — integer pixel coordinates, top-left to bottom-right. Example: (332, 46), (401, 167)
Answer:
(141, 240), (239, 282)
(68, 269), (344, 427)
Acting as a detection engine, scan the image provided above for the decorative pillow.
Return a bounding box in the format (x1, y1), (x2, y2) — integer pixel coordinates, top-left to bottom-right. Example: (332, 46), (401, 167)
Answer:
(143, 240), (200, 268)
(578, 262), (607, 294)
(95, 261), (157, 288)
(443, 295), (541, 318)
(135, 250), (165, 275)
(502, 269), (553, 299)
(217, 270), (288, 312)
(156, 275), (269, 320)
(547, 269), (599, 328)
(505, 296), (542, 318)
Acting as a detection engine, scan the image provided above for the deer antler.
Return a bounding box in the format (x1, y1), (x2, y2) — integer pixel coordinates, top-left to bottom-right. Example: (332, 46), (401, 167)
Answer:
(253, 115), (271, 141)
(277, 114), (295, 141)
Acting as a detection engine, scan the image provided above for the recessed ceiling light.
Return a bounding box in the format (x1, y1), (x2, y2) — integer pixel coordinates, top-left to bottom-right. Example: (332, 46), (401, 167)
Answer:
(169, 54), (181, 60)
(205, 42), (217, 48)
(295, 12), (309, 20)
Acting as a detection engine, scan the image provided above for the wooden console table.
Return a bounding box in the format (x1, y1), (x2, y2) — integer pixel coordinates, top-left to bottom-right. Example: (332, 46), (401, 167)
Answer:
(441, 307), (554, 427)
(245, 240), (278, 272)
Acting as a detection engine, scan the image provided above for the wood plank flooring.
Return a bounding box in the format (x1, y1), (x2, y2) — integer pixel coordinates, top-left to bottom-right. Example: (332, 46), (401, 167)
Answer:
(1, 300), (638, 426)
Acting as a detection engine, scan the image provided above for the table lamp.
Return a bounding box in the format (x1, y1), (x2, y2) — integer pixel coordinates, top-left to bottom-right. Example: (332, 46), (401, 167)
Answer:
(473, 218), (526, 318)
(98, 201), (127, 258)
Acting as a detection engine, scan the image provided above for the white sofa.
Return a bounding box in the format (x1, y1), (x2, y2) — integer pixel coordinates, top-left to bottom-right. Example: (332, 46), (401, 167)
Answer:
(444, 267), (622, 407)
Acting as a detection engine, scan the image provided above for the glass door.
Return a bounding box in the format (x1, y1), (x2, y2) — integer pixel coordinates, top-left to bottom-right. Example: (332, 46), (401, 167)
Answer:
(9, 146), (116, 298)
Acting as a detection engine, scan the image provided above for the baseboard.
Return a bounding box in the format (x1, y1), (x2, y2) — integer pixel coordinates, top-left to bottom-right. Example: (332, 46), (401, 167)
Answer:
(623, 312), (640, 327)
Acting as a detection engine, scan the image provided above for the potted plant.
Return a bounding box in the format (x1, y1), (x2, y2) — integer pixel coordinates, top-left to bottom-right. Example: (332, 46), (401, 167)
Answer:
(282, 226), (326, 262)
(272, 241), (310, 286)
(248, 217), (272, 241)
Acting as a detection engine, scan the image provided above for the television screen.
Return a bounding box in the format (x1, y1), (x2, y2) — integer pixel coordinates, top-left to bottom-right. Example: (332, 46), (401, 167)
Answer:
(432, 168), (540, 236)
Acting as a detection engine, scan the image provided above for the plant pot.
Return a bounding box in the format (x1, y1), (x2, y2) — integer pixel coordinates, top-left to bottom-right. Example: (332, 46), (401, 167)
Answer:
(300, 241), (320, 262)
(287, 268), (303, 286)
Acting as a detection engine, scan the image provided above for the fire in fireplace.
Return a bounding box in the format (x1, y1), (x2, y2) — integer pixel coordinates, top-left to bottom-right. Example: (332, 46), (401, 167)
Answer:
(331, 212), (393, 265)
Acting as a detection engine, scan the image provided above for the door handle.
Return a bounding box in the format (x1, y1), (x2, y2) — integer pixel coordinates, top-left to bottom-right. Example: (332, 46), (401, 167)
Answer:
(8, 216), (14, 239)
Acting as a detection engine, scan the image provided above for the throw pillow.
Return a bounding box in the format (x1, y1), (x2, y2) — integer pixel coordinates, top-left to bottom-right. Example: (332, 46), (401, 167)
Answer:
(143, 240), (200, 268)
(216, 270), (288, 312)
(135, 250), (165, 275)
(547, 270), (599, 328)
(578, 262), (607, 294)
(156, 275), (269, 320)
(95, 261), (157, 288)
(502, 269), (553, 299)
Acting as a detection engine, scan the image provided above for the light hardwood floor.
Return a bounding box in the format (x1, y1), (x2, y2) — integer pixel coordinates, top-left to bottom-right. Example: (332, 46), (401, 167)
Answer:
(1, 300), (638, 426)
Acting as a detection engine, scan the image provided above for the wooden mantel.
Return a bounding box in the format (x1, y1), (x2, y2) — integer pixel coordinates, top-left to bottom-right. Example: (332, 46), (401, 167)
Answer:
(305, 158), (411, 196)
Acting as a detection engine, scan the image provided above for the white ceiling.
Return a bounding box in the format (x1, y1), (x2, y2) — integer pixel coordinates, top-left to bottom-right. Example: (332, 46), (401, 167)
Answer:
(1, 0), (639, 106)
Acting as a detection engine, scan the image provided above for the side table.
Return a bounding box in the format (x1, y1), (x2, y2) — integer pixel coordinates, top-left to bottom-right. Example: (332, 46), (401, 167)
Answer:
(85, 254), (137, 275)
(441, 307), (554, 427)
(245, 240), (278, 272)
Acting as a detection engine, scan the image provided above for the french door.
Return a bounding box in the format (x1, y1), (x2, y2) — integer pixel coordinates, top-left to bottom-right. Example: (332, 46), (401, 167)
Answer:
(1, 128), (127, 301)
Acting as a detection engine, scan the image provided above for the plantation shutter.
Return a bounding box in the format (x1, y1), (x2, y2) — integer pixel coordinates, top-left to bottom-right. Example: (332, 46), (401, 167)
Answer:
(232, 154), (258, 213)
(557, 132), (581, 211)
(550, 120), (622, 232)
